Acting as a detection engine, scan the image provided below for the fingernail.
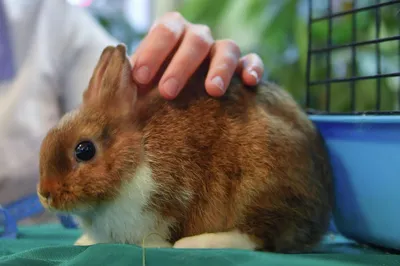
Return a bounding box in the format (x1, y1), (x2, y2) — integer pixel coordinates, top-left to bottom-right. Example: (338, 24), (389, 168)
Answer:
(211, 76), (224, 92)
(162, 78), (179, 97)
(249, 69), (259, 83)
(135, 66), (150, 84)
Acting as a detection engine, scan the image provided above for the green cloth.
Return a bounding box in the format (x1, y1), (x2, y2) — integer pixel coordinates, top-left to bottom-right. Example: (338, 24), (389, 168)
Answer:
(0, 224), (399, 266)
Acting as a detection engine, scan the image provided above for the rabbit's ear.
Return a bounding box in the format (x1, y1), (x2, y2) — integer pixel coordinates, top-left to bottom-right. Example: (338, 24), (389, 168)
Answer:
(83, 44), (137, 117)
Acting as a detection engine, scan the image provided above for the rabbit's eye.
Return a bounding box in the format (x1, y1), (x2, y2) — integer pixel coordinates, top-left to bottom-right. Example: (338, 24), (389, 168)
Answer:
(74, 141), (96, 162)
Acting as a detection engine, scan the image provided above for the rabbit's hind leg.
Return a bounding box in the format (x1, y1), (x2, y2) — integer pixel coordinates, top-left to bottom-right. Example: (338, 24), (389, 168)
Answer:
(173, 229), (261, 250)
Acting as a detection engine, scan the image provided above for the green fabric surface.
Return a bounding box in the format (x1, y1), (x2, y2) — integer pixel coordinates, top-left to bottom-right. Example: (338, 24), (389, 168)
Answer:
(0, 224), (399, 266)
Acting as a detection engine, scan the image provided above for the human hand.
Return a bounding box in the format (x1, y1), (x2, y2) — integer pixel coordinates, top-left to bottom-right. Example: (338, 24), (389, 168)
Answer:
(130, 12), (264, 100)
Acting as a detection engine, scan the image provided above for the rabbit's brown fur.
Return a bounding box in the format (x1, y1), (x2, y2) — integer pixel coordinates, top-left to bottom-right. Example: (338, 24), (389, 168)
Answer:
(38, 44), (333, 253)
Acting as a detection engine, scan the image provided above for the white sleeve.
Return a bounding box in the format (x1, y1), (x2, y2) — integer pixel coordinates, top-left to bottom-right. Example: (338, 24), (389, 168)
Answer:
(57, 2), (119, 112)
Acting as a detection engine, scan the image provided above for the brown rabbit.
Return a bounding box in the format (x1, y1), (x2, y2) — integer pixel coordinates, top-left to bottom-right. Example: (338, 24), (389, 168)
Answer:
(37, 44), (333, 253)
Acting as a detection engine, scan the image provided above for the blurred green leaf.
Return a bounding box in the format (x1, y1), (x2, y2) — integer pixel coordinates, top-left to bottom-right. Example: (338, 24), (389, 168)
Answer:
(179, 0), (230, 29)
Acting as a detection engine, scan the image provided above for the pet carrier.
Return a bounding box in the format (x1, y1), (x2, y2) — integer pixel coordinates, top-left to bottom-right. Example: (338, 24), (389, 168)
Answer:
(306, 0), (400, 251)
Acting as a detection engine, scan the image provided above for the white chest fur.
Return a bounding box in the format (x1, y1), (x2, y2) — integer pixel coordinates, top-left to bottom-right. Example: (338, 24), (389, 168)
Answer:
(77, 163), (173, 247)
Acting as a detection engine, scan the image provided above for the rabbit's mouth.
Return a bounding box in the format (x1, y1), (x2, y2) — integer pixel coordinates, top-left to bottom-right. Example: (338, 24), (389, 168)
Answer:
(37, 187), (51, 208)
(36, 183), (90, 213)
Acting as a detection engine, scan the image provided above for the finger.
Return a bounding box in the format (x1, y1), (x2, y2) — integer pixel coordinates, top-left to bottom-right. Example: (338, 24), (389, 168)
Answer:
(204, 39), (241, 97)
(158, 24), (214, 99)
(130, 12), (187, 86)
(237, 53), (264, 86)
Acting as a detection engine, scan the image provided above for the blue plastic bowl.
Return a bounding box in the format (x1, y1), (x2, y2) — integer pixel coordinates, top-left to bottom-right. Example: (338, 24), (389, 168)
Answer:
(309, 114), (400, 251)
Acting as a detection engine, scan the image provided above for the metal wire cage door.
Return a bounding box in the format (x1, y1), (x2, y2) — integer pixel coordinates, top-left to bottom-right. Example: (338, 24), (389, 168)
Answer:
(305, 0), (400, 114)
